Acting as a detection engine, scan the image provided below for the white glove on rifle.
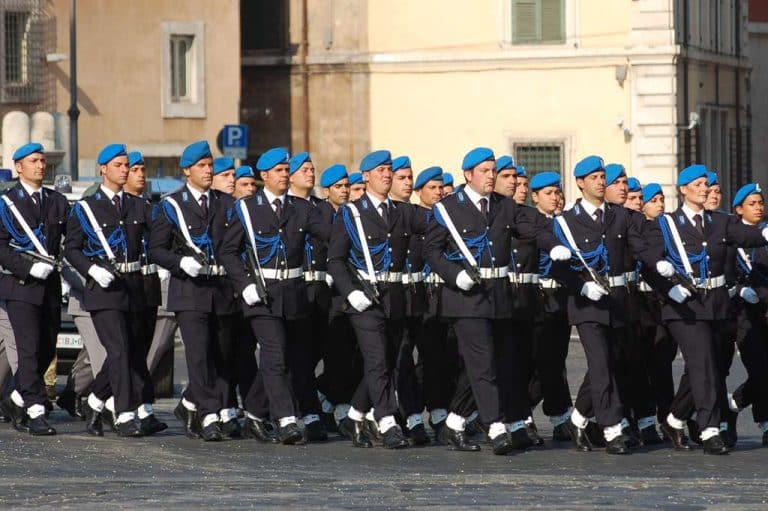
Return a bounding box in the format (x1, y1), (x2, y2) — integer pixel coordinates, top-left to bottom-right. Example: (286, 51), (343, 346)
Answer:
(580, 281), (609, 302)
(455, 270), (476, 291)
(668, 284), (691, 304)
(655, 260), (675, 278)
(549, 245), (572, 261)
(180, 256), (203, 278)
(157, 267), (171, 282)
(242, 283), (261, 306)
(347, 290), (372, 312)
(87, 265), (115, 289)
(739, 286), (760, 304)
(325, 273), (334, 288)
(29, 262), (54, 280)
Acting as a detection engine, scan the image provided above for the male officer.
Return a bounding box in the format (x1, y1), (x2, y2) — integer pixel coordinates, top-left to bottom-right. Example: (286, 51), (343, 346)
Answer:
(425, 147), (570, 455)
(150, 140), (238, 441)
(327, 149), (416, 449)
(625, 178), (643, 212)
(0, 143), (68, 435)
(512, 166), (529, 205)
(552, 156), (660, 455)
(212, 157), (236, 196)
(348, 173), (366, 201)
(220, 147), (329, 444)
(704, 171), (722, 211)
(493, 155), (517, 198)
(645, 164), (768, 454)
(390, 156), (414, 203)
(442, 173), (455, 195)
(234, 166), (257, 199)
(288, 151), (320, 203)
(65, 143), (154, 438)
(528, 171), (574, 442)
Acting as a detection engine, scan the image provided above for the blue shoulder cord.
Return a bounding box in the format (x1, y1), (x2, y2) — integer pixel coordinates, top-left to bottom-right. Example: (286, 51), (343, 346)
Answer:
(658, 215), (709, 281)
(432, 204), (492, 266)
(552, 217), (609, 274)
(161, 200), (215, 261)
(0, 198), (46, 252)
(72, 202), (127, 258)
(233, 199), (286, 266)
(341, 205), (391, 273)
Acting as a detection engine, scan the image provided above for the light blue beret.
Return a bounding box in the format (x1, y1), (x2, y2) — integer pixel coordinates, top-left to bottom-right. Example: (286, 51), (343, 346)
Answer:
(414, 166), (444, 190)
(574, 155), (604, 178)
(320, 164), (348, 187)
(97, 143), (128, 165)
(461, 147), (494, 171)
(605, 163), (626, 186)
(707, 171), (719, 187)
(496, 155), (515, 172)
(348, 172), (364, 185)
(732, 183), (762, 208)
(392, 156), (412, 172)
(360, 150), (392, 172)
(256, 147), (290, 171)
(128, 151), (144, 167)
(442, 173), (454, 186)
(642, 183), (663, 204)
(12, 142), (44, 162)
(677, 164), (708, 186)
(180, 140), (212, 168)
(235, 165), (254, 180)
(213, 157), (235, 175)
(627, 177), (641, 192)
(517, 165), (528, 178)
(530, 171), (561, 191)
(289, 151), (312, 175)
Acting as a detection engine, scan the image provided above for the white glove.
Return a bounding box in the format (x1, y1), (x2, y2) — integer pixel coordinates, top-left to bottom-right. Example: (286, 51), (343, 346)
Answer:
(728, 286), (738, 299)
(157, 267), (171, 282)
(241, 283), (261, 306)
(740, 286), (760, 304)
(87, 265), (115, 289)
(180, 256), (203, 278)
(580, 281), (609, 302)
(761, 227), (768, 242)
(29, 262), (54, 280)
(325, 273), (334, 288)
(656, 260), (675, 278)
(549, 245), (572, 261)
(61, 278), (71, 296)
(347, 290), (373, 312)
(668, 284), (691, 304)
(455, 270), (476, 291)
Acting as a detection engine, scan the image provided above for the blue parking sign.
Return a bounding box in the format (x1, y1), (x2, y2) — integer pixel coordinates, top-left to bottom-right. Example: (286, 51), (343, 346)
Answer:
(222, 124), (249, 159)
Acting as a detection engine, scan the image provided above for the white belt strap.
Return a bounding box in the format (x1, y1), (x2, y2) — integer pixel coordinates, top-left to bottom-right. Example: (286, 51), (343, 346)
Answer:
(1, 194), (49, 257)
(607, 275), (626, 287)
(165, 197), (204, 257)
(78, 200), (117, 261)
(662, 214), (696, 284)
(434, 201), (480, 269)
(737, 248), (753, 272)
(262, 267), (303, 280)
(346, 203), (378, 287)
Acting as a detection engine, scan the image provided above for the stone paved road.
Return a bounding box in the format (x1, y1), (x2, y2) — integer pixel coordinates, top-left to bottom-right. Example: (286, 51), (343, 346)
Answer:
(0, 341), (765, 510)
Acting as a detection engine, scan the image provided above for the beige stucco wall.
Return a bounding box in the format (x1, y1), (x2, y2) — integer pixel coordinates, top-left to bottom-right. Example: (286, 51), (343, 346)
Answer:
(50, 0), (240, 174)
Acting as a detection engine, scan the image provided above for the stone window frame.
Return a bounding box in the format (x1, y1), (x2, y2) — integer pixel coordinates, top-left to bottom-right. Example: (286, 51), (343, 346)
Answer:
(160, 21), (206, 118)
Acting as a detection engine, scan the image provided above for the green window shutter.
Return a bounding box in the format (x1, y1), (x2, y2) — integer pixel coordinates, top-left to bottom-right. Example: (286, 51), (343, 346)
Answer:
(513, 0), (539, 43)
(541, 0), (564, 43)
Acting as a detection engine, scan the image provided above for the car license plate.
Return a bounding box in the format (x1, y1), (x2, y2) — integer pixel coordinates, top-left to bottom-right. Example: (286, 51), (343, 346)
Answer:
(57, 333), (83, 349)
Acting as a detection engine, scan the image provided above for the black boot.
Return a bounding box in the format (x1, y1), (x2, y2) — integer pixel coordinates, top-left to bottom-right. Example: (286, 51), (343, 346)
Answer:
(351, 420), (373, 448)
(243, 418), (278, 443)
(173, 400), (201, 439)
(84, 403), (104, 437)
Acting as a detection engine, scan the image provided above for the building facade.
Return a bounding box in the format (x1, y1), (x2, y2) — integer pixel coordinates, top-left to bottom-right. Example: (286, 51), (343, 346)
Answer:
(749, 0), (768, 185)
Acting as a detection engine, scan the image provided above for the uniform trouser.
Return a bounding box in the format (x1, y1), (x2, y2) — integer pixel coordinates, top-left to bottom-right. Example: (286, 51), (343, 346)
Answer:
(0, 302), (18, 393)
(248, 316), (318, 420)
(615, 320), (656, 421)
(449, 318), (505, 426)
(6, 298), (58, 408)
(233, 315), (269, 418)
(176, 311), (235, 418)
(733, 309), (768, 423)
(495, 319), (533, 423)
(89, 309), (149, 414)
(641, 321), (677, 424)
(317, 311), (362, 406)
(348, 313), (404, 422)
(573, 322), (624, 427)
(396, 316), (426, 418)
(418, 316), (456, 412)
(666, 320), (721, 430)
(530, 310), (572, 417)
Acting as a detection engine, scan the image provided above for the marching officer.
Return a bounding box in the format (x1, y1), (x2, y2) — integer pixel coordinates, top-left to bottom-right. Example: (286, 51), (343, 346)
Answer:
(512, 166), (529, 205)
(234, 166), (257, 199)
(212, 157), (236, 196)
(0, 143), (68, 435)
(149, 140), (239, 441)
(442, 173), (455, 195)
(219, 147), (329, 444)
(65, 143), (156, 438)
(425, 147), (570, 455)
(348, 172), (366, 201)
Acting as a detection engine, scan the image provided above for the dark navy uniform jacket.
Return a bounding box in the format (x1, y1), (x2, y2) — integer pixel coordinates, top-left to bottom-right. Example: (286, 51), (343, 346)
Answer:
(0, 183), (68, 305)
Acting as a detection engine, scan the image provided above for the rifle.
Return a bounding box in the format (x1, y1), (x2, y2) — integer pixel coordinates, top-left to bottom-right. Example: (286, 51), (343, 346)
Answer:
(349, 263), (381, 307)
(245, 247), (270, 306)
(447, 238), (482, 286)
(172, 229), (209, 267)
(580, 265), (611, 295)
(9, 243), (65, 271)
(670, 273), (699, 299)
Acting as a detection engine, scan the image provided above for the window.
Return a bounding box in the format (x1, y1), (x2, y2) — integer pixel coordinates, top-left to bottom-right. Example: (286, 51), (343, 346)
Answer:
(513, 142), (564, 176)
(511, 0), (565, 44)
(241, 0), (287, 53)
(1, 1), (41, 104)
(161, 22), (205, 118)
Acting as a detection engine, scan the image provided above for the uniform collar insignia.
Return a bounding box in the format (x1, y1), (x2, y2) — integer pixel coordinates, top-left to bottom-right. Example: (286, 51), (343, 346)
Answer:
(362, 199), (369, 209)
(95, 192), (102, 200)
(457, 192), (465, 202)
(182, 191), (189, 202)
(257, 194), (263, 205)
(574, 203), (581, 215)
(16, 188), (24, 198)
(677, 213), (685, 225)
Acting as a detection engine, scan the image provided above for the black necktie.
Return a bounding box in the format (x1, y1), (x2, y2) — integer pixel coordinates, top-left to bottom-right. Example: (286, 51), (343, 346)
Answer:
(199, 194), (208, 218)
(594, 208), (603, 225)
(112, 194), (121, 212)
(693, 214), (704, 236)
(31, 191), (41, 217)
(479, 198), (488, 221)
(380, 202), (389, 225)
(273, 198), (283, 219)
